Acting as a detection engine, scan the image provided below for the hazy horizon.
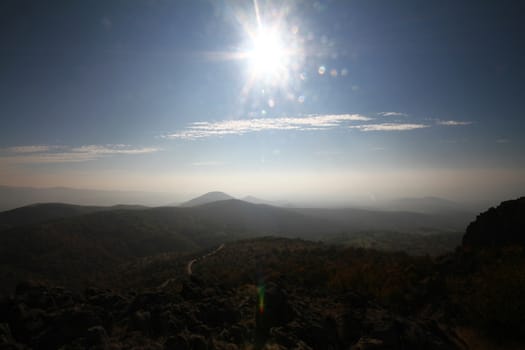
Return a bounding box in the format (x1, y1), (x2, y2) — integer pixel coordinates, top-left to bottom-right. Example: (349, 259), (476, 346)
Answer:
(0, 183), (515, 213)
(1, 1), (523, 206)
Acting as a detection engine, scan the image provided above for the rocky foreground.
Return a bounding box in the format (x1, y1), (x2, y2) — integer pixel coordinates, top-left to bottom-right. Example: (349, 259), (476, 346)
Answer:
(0, 278), (464, 350)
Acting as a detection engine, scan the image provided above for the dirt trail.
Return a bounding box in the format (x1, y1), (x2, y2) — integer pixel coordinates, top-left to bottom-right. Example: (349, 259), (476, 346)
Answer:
(186, 243), (225, 276)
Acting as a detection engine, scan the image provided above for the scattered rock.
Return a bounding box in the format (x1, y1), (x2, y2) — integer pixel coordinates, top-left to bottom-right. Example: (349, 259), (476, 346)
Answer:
(0, 265), (464, 349)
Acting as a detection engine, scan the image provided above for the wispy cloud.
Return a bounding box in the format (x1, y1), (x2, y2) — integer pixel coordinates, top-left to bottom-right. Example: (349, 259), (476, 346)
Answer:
(1, 144), (159, 164)
(70, 145), (159, 155)
(436, 120), (472, 126)
(350, 123), (430, 132)
(6, 145), (62, 153)
(378, 112), (408, 117)
(164, 114), (371, 140)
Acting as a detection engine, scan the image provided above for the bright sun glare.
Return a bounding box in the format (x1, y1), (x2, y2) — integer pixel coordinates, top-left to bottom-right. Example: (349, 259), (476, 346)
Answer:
(233, 0), (304, 95)
(248, 28), (286, 79)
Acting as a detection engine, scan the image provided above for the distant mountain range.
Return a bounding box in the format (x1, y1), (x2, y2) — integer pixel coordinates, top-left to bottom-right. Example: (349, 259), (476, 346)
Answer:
(0, 185), (485, 212)
(180, 191), (235, 207)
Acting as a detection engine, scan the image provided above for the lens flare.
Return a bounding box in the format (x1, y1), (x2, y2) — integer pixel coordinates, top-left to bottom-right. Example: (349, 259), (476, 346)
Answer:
(257, 284), (265, 314)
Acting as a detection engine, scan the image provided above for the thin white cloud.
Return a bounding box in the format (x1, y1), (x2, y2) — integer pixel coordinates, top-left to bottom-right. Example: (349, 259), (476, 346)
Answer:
(378, 112), (408, 117)
(3, 153), (99, 164)
(1, 144), (159, 164)
(71, 144), (159, 155)
(164, 114), (371, 140)
(5, 145), (63, 153)
(350, 123), (430, 132)
(437, 120), (472, 126)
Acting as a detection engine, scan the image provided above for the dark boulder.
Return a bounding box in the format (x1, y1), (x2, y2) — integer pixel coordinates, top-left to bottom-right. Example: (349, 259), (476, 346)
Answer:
(129, 292), (167, 312)
(150, 309), (183, 337)
(87, 288), (127, 311)
(181, 281), (203, 300)
(197, 299), (240, 326)
(15, 282), (55, 310)
(9, 304), (46, 342)
(32, 306), (102, 349)
(86, 325), (109, 348)
(351, 337), (384, 350)
(49, 287), (79, 308)
(0, 296), (9, 323)
(0, 323), (19, 348)
(164, 334), (189, 350)
(190, 334), (208, 350)
(130, 310), (151, 334)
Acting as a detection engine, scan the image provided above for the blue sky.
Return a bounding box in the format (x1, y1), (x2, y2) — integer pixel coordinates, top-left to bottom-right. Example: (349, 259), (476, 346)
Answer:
(0, 0), (524, 203)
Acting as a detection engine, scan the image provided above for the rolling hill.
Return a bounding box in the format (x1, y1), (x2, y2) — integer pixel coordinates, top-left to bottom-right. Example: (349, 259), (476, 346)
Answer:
(0, 200), (326, 292)
(0, 198), (475, 293)
(291, 206), (473, 233)
(0, 202), (148, 231)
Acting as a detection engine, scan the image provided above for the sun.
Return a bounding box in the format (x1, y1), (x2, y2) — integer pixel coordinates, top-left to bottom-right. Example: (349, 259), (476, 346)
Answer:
(231, 0), (305, 96)
(247, 27), (287, 80)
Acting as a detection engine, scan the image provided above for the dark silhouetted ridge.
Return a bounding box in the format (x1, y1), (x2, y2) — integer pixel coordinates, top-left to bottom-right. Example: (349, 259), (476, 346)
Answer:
(0, 202), (148, 231)
(463, 197), (525, 247)
(0, 203), (104, 231)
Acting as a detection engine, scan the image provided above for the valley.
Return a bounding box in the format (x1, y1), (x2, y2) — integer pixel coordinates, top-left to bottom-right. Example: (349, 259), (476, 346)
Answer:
(0, 195), (523, 349)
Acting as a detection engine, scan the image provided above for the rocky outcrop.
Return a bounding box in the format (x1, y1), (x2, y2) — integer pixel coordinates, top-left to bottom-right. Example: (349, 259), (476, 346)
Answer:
(463, 197), (525, 248)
